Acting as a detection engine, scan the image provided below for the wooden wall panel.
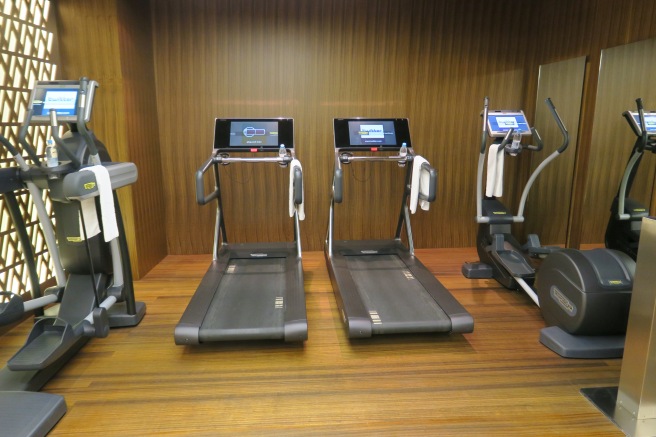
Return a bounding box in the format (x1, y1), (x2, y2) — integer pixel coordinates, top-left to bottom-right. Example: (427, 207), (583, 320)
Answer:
(54, 0), (167, 277)
(151, 0), (537, 254)
(115, 1), (168, 276)
(526, 0), (656, 247)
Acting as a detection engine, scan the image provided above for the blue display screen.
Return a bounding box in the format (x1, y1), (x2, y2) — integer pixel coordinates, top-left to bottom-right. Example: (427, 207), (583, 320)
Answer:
(347, 120), (397, 146)
(631, 113), (656, 133)
(32, 88), (79, 116)
(487, 112), (530, 137)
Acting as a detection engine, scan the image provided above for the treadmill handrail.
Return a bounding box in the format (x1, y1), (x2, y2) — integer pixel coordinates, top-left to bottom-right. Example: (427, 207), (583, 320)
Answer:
(212, 154), (294, 164)
(196, 155), (220, 205)
(196, 153), (296, 205)
(293, 167), (303, 205)
(418, 162), (437, 203)
(328, 146), (420, 256)
(339, 153), (414, 163)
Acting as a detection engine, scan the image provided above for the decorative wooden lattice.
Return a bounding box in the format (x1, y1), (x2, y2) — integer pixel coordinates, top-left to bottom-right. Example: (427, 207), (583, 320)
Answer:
(1, 0), (57, 301)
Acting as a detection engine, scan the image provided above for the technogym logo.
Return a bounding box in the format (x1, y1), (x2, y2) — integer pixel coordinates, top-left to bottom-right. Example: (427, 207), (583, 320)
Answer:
(550, 286), (576, 316)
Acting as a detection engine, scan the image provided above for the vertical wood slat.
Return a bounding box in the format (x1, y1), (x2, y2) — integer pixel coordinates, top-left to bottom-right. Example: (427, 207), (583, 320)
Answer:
(115, 0), (168, 276)
(54, 0), (166, 278)
(150, 0), (536, 255)
(54, 0), (656, 263)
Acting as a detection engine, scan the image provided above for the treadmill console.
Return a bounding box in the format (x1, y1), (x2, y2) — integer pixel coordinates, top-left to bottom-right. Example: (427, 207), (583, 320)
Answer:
(213, 118), (294, 151)
(334, 118), (411, 150)
(28, 80), (98, 124)
(625, 111), (656, 136)
(487, 111), (531, 137)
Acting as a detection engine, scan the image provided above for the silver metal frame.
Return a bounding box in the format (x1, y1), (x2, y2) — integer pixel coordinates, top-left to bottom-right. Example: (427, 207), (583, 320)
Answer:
(326, 148), (417, 258)
(583, 217), (656, 436)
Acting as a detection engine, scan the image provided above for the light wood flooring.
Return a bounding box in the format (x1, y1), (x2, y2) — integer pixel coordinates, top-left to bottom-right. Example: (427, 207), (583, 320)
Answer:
(0, 248), (623, 436)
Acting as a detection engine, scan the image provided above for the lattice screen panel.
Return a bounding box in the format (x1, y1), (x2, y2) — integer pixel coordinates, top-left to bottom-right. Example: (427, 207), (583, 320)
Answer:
(0, 0), (57, 301)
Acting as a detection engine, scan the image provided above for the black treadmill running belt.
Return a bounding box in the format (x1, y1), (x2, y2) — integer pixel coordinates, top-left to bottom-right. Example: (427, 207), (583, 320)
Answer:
(199, 258), (286, 341)
(346, 254), (451, 334)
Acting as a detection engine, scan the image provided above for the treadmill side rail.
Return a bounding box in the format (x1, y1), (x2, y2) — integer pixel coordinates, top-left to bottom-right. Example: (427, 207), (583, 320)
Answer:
(174, 258), (227, 345)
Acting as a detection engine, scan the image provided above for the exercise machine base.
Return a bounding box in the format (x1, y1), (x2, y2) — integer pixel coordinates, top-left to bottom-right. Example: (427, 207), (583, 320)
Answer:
(0, 391), (66, 437)
(461, 262), (493, 279)
(539, 326), (624, 359)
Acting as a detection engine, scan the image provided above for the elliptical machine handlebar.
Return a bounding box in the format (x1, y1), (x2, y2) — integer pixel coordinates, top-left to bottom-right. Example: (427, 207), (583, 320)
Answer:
(0, 133), (21, 158)
(77, 77), (101, 165)
(480, 96), (489, 155)
(545, 97), (570, 154)
(524, 127), (543, 152)
(16, 109), (41, 167)
(49, 110), (82, 169)
(636, 98), (649, 153)
(515, 98), (569, 219)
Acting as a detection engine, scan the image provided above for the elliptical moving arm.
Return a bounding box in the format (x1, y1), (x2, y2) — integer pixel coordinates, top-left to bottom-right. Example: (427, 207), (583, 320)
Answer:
(516, 98), (569, 220)
(16, 109), (42, 166)
(617, 98), (648, 220)
(547, 97), (570, 154)
(49, 110), (82, 169)
(636, 98), (648, 153)
(77, 77), (101, 165)
(476, 97), (489, 221)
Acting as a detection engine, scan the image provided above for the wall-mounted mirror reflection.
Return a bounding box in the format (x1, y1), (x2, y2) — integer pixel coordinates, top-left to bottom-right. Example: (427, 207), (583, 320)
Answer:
(524, 56), (587, 246)
(581, 38), (656, 246)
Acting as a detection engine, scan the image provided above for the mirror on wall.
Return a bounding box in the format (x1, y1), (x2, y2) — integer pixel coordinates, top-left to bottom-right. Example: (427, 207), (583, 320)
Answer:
(581, 38), (656, 245)
(523, 56), (586, 245)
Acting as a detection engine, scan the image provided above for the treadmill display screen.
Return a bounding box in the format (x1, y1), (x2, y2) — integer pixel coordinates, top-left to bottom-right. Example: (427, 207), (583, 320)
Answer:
(629, 111), (656, 134)
(347, 121), (396, 146)
(334, 118), (412, 149)
(213, 118), (294, 150)
(487, 111), (531, 137)
(229, 121), (279, 147)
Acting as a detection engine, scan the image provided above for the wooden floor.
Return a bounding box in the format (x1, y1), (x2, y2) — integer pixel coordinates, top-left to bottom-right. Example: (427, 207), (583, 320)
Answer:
(0, 248), (623, 436)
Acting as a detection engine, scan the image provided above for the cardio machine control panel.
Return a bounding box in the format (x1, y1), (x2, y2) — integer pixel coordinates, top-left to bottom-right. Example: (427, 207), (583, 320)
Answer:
(625, 111), (656, 136)
(213, 118), (294, 152)
(333, 118), (412, 150)
(28, 80), (98, 124)
(486, 110), (531, 137)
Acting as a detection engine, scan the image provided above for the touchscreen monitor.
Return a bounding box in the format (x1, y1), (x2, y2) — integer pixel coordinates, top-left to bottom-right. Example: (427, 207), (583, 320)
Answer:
(333, 118), (411, 149)
(213, 118), (294, 150)
(627, 111), (656, 135)
(487, 111), (531, 137)
(28, 80), (96, 124)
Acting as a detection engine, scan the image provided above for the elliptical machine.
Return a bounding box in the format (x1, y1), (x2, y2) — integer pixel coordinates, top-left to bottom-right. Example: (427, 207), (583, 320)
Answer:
(463, 97), (635, 359)
(0, 78), (145, 436)
(535, 99), (654, 359)
(462, 97), (569, 305)
(604, 99), (656, 260)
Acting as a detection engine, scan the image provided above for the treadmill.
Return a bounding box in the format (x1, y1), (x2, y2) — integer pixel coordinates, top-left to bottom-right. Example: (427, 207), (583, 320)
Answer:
(325, 118), (474, 338)
(175, 118), (307, 344)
